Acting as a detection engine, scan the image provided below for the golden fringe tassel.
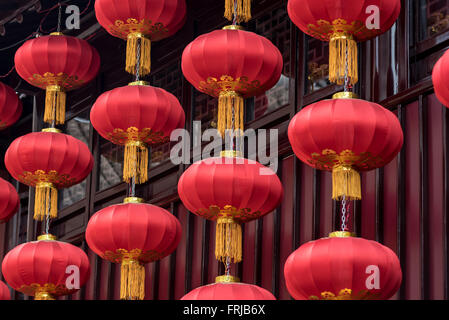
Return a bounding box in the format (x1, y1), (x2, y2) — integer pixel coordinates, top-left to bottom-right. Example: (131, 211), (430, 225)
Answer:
(224, 0), (252, 23)
(34, 182), (58, 221)
(215, 217), (242, 263)
(34, 291), (55, 300)
(124, 141), (148, 184)
(329, 35), (358, 86)
(120, 258), (145, 300)
(126, 33), (151, 76)
(45, 85), (66, 125)
(332, 165), (361, 200)
(218, 91), (244, 138)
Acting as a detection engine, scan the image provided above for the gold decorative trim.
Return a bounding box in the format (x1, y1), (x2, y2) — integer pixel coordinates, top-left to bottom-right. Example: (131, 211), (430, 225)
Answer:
(37, 234), (57, 241)
(108, 19), (168, 41)
(309, 288), (380, 300)
(306, 18), (380, 42)
(199, 75), (261, 98)
(308, 149), (384, 171)
(220, 150), (242, 158)
(329, 231), (356, 238)
(19, 170), (76, 188)
(223, 25), (244, 31)
(50, 32), (63, 36)
(28, 72), (85, 91)
(18, 283), (73, 297)
(124, 197), (145, 204)
(196, 205), (261, 223)
(42, 128), (62, 133)
(106, 127), (168, 146)
(128, 81), (150, 86)
(215, 275), (240, 283)
(103, 248), (164, 264)
(332, 92), (359, 99)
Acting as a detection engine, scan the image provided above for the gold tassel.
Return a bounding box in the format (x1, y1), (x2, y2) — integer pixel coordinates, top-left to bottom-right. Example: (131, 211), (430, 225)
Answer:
(120, 258), (145, 300)
(329, 34), (358, 86)
(126, 33), (151, 77)
(34, 182), (58, 221)
(215, 216), (242, 263)
(34, 291), (55, 300)
(224, 0), (252, 23)
(44, 85), (66, 125)
(218, 91), (244, 138)
(332, 165), (361, 200)
(124, 141), (148, 184)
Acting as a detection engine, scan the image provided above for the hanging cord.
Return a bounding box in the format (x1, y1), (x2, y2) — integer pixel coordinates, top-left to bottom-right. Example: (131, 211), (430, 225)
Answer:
(135, 39), (141, 82)
(343, 44), (349, 92)
(225, 224), (231, 276)
(232, 0), (238, 25)
(57, 3), (62, 32)
(340, 195), (347, 231)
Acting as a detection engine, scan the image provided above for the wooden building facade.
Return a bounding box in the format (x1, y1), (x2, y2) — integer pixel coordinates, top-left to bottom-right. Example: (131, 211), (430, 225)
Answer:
(0, 0), (449, 300)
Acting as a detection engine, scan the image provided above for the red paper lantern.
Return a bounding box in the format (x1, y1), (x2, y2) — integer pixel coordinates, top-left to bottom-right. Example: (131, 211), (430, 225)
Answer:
(85, 198), (181, 300)
(182, 26), (283, 137)
(181, 275), (276, 300)
(284, 232), (402, 300)
(432, 49), (449, 107)
(287, 0), (401, 85)
(0, 281), (10, 300)
(288, 97), (403, 200)
(0, 177), (19, 223)
(0, 82), (22, 130)
(90, 82), (185, 184)
(95, 0), (186, 76)
(2, 234), (90, 300)
(178, 156), (283, 263)
(4, 129), (93, 220)
(14, 33), (100, 125)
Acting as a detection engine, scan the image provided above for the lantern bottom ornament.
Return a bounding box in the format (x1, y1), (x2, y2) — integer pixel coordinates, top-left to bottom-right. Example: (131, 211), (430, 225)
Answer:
(126, 33), (151, 77)
(224, 0), (251, 23)
(44, 84), (66, 125)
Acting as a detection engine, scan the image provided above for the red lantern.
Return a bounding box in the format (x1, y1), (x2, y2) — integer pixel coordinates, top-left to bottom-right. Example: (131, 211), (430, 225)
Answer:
(4, 129), (93, 220)
(287, 0), (401, 85)
(1, 234), (90, 300)
(284, 231), (402, 300)
(181, 275), (276, 300)
(14, 33), (100, 125)
(0, 82), (22, 130)
(95, 0), (186, 76)
(85, 198), (181, 300)
(288, 97), (403, 200)
(90, 82), (185, 184)
(0, 281), (10, 300)
(178, 156), (283, 263)
(182, 26), (283, 137)
(0, 177), (19, 223)
(432, 49), (449, 107)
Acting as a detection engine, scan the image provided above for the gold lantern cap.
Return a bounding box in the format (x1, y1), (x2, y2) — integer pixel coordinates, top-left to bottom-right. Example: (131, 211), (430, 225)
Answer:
(128, 81), (150, 87)
(124, 197), (145, 204)
(37, 234), (57, 241)
(329, 231), (356, 238)
(215, 275), (240, 283)
(223, 25), (245, 31)
(332, 92), (359, 99)
(42, 128), (62, 133)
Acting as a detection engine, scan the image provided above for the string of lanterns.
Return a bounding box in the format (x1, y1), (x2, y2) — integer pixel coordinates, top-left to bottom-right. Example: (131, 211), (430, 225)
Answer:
(1, 4), (96, 300)
(284, 0), (404, 300)
(85, 0), (187, 300)
(0, 0), (425, 301)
